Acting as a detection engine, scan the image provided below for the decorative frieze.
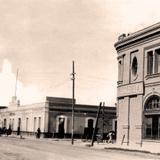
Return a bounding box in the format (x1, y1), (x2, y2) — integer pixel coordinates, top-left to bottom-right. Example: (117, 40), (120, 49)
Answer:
(118, 82), (144, 97)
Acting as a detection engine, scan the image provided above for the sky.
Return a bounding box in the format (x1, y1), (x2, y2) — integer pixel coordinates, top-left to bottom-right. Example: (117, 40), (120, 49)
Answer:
(0, 0), (160, 106)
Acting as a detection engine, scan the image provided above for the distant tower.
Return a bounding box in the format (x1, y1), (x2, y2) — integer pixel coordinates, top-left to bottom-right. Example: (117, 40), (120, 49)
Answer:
(10, 69), (20, 106)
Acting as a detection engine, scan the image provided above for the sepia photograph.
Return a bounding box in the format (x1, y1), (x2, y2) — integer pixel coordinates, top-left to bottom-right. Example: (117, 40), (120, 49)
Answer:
(0, 0), (160, 159)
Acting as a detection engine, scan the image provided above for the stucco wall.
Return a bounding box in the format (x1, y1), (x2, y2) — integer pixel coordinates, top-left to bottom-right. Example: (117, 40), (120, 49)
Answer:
(115, 24), (160, 149)
(117, 97), (129, 145)
(129, 95), (143, 145)
(0, 103), (46, 134)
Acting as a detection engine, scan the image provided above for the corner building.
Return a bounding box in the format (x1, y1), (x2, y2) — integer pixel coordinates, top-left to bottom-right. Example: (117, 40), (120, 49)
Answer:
(114, 23), (160, 148)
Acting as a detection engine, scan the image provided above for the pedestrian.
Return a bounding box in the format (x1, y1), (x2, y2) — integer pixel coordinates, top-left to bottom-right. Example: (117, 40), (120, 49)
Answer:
(2, 127), (6, 135)
(17, 126), (20, 136)
(107, 131), (114, 143)
(7, 127), (12, 136)
(37, 128), (41, 139)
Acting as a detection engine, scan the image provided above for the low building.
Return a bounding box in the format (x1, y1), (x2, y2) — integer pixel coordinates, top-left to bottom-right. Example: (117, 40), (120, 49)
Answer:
(0, 96), (116, 139)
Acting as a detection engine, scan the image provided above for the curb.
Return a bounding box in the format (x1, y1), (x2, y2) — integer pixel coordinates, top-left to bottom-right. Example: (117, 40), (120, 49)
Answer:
(104, 147), (160, 156)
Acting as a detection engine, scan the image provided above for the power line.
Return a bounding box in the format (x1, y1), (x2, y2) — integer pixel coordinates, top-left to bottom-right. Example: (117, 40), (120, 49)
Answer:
(51, 78), (69, 89)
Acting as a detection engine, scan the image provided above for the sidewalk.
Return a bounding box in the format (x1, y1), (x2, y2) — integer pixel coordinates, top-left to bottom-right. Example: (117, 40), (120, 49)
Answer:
(95, 142), (160, 155)
(74, 139), (160, 155)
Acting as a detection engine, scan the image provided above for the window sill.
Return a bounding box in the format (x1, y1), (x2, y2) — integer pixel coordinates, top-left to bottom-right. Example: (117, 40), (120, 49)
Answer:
(145, 73), (160, 80)
(144, 108), (160, 112)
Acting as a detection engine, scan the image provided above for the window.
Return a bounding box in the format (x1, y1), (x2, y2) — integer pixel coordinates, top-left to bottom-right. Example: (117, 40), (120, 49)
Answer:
(118, 59), (124, 84)
(155, 48), (160, 73)
(34, 117), (37, 132)
(147, 51), (153, 75)
(17, 118), (21, 135)
(3, 119), (6, 128)
(147, 48), (160, 75)
(18, 118), (21, 128)
(9, 119), (11, 128)
(145, 95), (160, 111)
(85, 117), (95, 128)
(145, 117), (152, 138)
(26, 118), (29, 131)
(144, 116), (160, 139)
(132, 57), (138, 76)
(12, 119), (14, 130)
(38, 117), (41, 129)
(144, 95), (160, 139)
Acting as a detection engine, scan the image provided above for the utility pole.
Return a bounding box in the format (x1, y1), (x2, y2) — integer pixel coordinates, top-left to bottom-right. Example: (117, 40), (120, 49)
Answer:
(102, 102), (105, 140)
(71, 61), (75, 145)
(91, 102), (102, 146)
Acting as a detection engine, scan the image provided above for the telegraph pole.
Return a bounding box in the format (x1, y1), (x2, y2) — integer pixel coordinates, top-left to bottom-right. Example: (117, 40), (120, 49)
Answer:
(102, 102), (105, 140)
(71, 61), (75, 145)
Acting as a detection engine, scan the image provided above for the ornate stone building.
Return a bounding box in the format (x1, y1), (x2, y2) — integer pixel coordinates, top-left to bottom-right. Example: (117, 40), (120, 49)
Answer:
(0, 96), (116, 138)
(115, 22), (160, 148)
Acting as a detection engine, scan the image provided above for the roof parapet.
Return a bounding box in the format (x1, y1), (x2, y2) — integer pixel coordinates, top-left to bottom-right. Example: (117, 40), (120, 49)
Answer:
(114, 22), (160, 51)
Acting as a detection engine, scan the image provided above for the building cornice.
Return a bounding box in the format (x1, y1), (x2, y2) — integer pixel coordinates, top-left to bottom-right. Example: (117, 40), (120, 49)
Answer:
(114, 22), (160, 52)
(49, 104), (116, 113)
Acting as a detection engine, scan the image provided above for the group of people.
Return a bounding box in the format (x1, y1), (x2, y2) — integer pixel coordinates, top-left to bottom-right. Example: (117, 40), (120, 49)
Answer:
(0, 127), (41, 139)
(0, 126), (113, 143)
(0, 127), (12, 136)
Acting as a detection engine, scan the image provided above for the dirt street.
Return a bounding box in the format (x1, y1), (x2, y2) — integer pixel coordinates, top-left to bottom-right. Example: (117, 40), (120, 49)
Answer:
(0, 136), (159, 160)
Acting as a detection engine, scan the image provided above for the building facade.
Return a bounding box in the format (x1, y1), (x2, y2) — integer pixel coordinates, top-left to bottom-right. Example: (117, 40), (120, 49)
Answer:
(115, 23), (160, 148)
(0, 96), (116, 139)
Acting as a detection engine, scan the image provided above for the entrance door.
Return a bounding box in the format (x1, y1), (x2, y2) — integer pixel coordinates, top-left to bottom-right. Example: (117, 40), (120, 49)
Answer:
(58, 118), (65, 138)
(88, 119), (94, 128)
(114, 120), (117, 139)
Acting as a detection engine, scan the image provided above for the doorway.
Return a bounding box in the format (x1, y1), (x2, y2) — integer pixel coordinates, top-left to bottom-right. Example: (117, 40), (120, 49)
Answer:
(58, 117), (65, 138)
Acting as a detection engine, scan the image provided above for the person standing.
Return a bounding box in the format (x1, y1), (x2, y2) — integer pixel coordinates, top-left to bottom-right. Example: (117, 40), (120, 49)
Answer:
(17, 126), (20, 136)
(37, 128), (41, 138)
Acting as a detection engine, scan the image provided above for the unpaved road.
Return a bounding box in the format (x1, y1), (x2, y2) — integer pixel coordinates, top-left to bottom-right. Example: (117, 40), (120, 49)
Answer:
(0, 136), (159, 160)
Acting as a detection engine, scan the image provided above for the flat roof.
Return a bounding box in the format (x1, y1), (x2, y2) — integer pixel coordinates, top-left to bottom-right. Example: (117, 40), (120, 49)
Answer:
(114, 22), (160, 51)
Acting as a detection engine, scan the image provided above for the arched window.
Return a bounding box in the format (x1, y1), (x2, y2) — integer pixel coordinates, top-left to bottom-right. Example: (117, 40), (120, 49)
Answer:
(144, 95), (160, 139)
(145, 95), (160, 111)
(85, 117), (96, 128)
